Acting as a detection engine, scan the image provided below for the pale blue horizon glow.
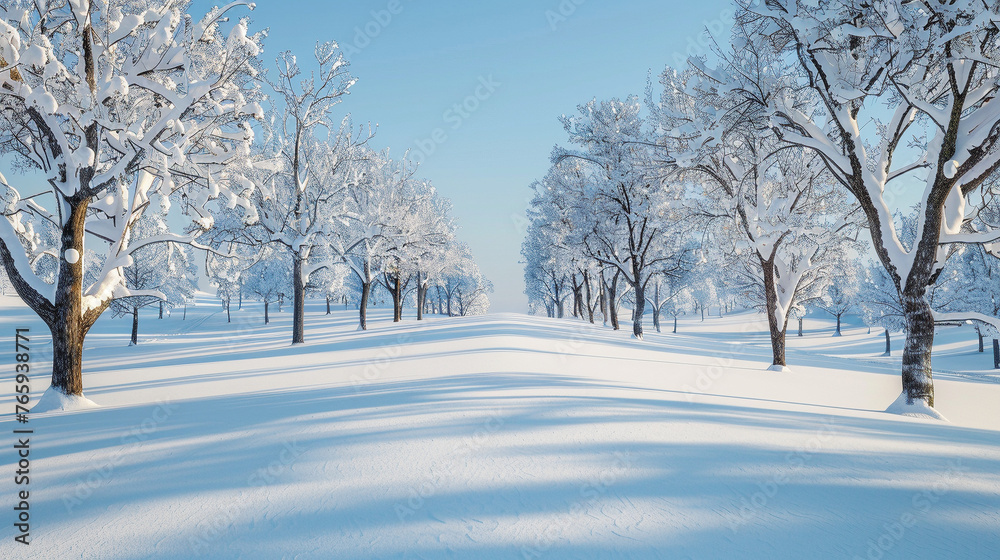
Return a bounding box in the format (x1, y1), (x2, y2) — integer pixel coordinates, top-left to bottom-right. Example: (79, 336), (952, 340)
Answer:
(194, 0), (735, 312)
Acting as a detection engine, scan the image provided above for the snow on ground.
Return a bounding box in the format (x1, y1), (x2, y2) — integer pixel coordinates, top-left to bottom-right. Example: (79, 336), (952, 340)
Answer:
(1, 295), (998, 559)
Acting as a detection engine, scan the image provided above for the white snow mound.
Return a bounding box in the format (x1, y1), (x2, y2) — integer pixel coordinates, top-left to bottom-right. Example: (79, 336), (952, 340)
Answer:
(31, 386), (100, 413)
(884, 391), (948, 421)
(767, 364), (792, 373)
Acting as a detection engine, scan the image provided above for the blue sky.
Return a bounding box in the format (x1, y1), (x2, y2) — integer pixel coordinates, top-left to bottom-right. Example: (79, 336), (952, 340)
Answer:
(197, 0), (735, 312)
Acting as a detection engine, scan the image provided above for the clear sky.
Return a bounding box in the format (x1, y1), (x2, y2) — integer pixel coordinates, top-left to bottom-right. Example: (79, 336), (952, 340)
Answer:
(193, 0), (735, 312)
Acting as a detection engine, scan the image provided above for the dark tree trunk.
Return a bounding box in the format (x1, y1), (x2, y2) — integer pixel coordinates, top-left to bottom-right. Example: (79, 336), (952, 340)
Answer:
(359, 265), (372, 331)
(239, 288), (242, 310)
(130, 307), (139, 346)
(993, 339), (999, 369)
(760, 258), (787, 368)
(583, 272), (594, 324)
(834, 313), (842, 336)
(46, 199), (102, 396)
(652, 282), (661, 333)
(798, 317), (803, 337)
(673, 315), (678, 334)
(264, 301), (270, 325)
(884, 329), (891, 356)
(292, 255), (305, 344)
(183, 304), (187, 320)
(326, 296), (331, 315)
(416, 272), (424, 321)
(977, 327), (984, 352)
(632, 282), (645, 340)
(158, 300), (163, 319)
(901, 291), (935, 406)
(226, 299), (231, 323)
(609, 274), (620, 330)
(392, 274), (403, 322)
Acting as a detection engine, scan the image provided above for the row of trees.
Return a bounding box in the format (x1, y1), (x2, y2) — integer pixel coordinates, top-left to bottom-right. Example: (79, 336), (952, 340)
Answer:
(0, 1), (488, 398)
(525, 0), (1000, 410)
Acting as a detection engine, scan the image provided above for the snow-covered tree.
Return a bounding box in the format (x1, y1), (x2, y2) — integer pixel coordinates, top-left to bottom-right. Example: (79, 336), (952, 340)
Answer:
(257, 44), (360, 343)
(646, 253), (695, 333)
(553, 96), (689, 339)
(244, 246), (291, 325)
(109, 214), (196, 345)
(205, 240), (257, 324)
(440, 245), (492, 317)
(0, 1), (263, 397)
(330, 151), (410, 330)
(814, 255), (862, 337)
(654, 48), (858, 369)
(859, 261), (905, 357)
(752, 0), (1000, 408)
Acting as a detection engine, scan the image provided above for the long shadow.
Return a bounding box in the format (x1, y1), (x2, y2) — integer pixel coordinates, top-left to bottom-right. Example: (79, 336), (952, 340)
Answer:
(15, 371), (1000, 560)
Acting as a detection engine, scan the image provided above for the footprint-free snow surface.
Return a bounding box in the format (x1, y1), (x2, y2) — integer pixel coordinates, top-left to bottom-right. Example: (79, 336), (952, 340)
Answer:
(2, 295), (999, 559)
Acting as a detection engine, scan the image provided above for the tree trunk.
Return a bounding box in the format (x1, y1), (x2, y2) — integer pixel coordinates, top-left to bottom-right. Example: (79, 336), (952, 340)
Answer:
(631, 282), (645, 340)
(158, 300), (163, 319)
(993, 339), (999, 369)
(130, 307), (139, 346)
(264, 301), (270, 325)
(834, 313), (842, 336)
(673, 315), (678, 334)
(884, 329), (891, 356)
(226, 299), (231, 324)
(900, 291), (935, 406)
(326, 296), (331, 315)
(239, 288), (242, 310)
(359, 272), (371, 330)
(599, 278), (608, 326)
(760, 258), (787, 368)
(416, 272), (424, 321)
(292, 254), (305, 344)
(46, 200), (101, 396)
(798, 317), (803, 337)
(583, 272), (594, 324)
(609, 274), (620, 330)
(977, 327), (984, 353)
(652, 282), (661, 333)
(392, 274), (403, 322)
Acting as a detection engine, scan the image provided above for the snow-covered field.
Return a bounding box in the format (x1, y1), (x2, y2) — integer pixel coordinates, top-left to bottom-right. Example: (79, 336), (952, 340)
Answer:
(2, 294), (999, 559)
